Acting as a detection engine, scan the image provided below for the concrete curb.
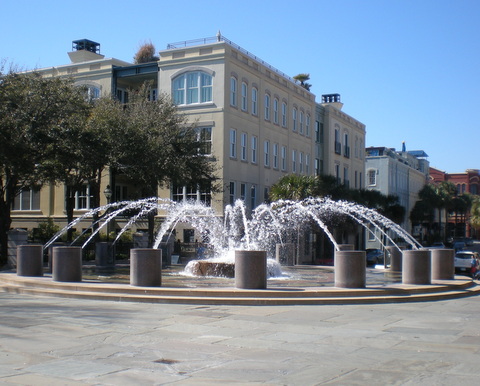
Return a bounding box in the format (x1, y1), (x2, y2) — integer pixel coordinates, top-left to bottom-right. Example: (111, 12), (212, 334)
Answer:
(1, 272), (479, 305)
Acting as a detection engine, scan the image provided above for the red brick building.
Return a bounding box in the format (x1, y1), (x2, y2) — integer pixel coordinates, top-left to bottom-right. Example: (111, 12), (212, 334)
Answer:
(429, 167), (480, 239)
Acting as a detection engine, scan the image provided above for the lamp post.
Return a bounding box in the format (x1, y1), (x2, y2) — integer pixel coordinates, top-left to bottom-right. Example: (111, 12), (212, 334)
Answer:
(103, 185), (112, 242)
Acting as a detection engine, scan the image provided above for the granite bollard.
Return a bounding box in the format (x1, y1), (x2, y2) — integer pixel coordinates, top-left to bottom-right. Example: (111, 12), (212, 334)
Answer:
(402, 249), (431, 285)
(130, 248), (162, 287)
(52, 246), (82, 282)
(431, 248), (455, 280)
(335, 250), (366, 288)
(235, 250), (267, 289)
(17, 244), (44, 277)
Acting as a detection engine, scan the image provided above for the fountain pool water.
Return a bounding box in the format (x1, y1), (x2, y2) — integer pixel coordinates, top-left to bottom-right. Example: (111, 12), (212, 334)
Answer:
(45, 197), (421, 278)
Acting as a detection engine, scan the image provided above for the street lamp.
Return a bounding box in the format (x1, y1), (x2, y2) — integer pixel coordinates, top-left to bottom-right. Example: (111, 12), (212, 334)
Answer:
(103, 185), (112, 203)
(103, 185), (112, 241)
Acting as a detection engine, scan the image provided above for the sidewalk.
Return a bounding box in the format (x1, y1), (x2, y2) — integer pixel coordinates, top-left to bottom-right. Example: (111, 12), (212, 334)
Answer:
(1, 292), (479, 385)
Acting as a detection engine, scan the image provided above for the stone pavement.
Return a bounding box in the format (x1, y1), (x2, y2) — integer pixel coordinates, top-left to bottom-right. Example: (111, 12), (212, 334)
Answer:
(1, 292), (480, 385)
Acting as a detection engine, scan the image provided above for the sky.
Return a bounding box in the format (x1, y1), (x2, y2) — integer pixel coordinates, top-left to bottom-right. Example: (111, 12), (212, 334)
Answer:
(1, 0), (479, 173)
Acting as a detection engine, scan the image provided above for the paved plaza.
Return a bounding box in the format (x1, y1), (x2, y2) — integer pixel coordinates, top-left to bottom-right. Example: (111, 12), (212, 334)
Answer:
(1, 291), (480, 385)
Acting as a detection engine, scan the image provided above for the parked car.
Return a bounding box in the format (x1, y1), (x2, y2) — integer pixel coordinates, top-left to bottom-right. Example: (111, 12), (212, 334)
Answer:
(428, 242), (445, 249)
(453, 241), (466, 252)
(454, 251), (479, 277)
(366, 249), (384, 266)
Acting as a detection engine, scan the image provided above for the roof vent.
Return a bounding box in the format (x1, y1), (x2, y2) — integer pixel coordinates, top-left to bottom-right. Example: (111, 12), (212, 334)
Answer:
(68, 39), (104, 63)
(72, 39), (100, 54)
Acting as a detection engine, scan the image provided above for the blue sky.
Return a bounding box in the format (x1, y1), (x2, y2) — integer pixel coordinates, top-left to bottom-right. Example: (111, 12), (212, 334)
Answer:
(2, 0), (479, 173)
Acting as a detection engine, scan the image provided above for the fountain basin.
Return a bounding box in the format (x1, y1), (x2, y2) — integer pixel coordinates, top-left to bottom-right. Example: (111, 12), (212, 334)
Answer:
(188, 260), (235, 278)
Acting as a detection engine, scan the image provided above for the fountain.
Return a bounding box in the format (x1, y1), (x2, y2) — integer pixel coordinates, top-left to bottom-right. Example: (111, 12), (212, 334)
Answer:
(44, 197), (422, 282)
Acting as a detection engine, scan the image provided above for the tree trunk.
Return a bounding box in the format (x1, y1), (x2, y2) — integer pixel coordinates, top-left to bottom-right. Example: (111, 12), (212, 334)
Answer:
(0, 199), (11, 266)
(0, 175), (17, 266)
(65, 186), (75, 242)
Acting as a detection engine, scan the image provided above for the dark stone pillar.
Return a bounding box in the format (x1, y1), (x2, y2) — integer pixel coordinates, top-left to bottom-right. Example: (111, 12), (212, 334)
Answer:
(275, 243), (295, 266)
(17, 244), (44, 277)
(235, 250), (267, 289)
(52, 246), (82, 282)
(337, 244), (354, 251)
(335, 250), (366, 288)
(402, 249), (431, 285)
(130, 248), (162, 287)
(431, 249), (455, 280)
(386, 246), (402, 272)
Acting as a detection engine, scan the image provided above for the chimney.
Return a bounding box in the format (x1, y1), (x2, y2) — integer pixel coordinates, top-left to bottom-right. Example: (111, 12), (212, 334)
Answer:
(68, 39), (105, 63)
(321, 93), (343, 110)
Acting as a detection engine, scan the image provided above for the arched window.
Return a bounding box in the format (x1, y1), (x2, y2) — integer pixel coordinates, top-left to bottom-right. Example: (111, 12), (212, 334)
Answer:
(264, 94), (270, 120)
(273, 98), (279, 124)
(172, 72), (212, 105)
(230, 77), (237, 106)
(251, 87), (258, 115)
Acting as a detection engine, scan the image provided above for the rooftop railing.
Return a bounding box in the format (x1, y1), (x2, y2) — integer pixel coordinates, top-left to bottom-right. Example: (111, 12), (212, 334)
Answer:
(166, 34), (296, 85)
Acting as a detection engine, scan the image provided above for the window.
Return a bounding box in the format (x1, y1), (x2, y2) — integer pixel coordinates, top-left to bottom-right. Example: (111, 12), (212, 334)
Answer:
(230, 77), (237, 106)
(173, 72), (212, 105)
(273, 98), (279, 124)
(148, 88), (157, 101)
(315, 121), (320, 143)
(306, 114), (311, 137)
(241, 82), (248, 111)
(368, 224), (376, 241)
(334, 128), (341, 154)
(264, 140), (270, 167)
(240, 183), (246, 201)
(196, 127), (212, 155)
(229, 182), (236, 205)
(251, 136), (257, 163)
(343, 132), (350, 158)
(273, 143), (279, 169)
(368, 170), (376, 186)
(355, 171), (358, 189)
(299, 111), (304, 134)
(305, 154), (310, 175)
(281, 146), (287, 171)
(251, 87), (258, 115)
(264, 94), (270, 120)
(230, 129), (237, 158)
(292, 108), (297, 131)
(116, 88), (128, 103)
(115, 185), (128, 201)
(250, 185), (256, 210)
(13, 187), (40, 211)
(75, 185), (93, 210)
(299, 152), (304, 173)
(315, 158), (320, 176)
(344, 167), (349, 187)
(172, 184), (212, 206)
(281, 102), (287, 127)
(292, 150), (297, 172)
(241, 133), (247, 161)
(84, 85), (100, 101)
(335, 164), (340, 184)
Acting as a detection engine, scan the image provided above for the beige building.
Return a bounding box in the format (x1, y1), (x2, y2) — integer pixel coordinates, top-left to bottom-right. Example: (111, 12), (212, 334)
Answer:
(11, 36), (366, 247)
(316, 94), (366, 190)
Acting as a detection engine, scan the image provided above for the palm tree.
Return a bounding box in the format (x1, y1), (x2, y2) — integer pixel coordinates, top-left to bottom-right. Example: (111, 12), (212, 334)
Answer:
(293, 73), (312, 91)
(269, 174), (319, 201)
(470, 196), (480, 231)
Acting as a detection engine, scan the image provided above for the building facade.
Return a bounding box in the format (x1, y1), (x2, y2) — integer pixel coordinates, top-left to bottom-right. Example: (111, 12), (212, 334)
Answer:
(365, 146), (429, 248)
(429, 167), (480, 239)
(10, 36), (366, 253)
